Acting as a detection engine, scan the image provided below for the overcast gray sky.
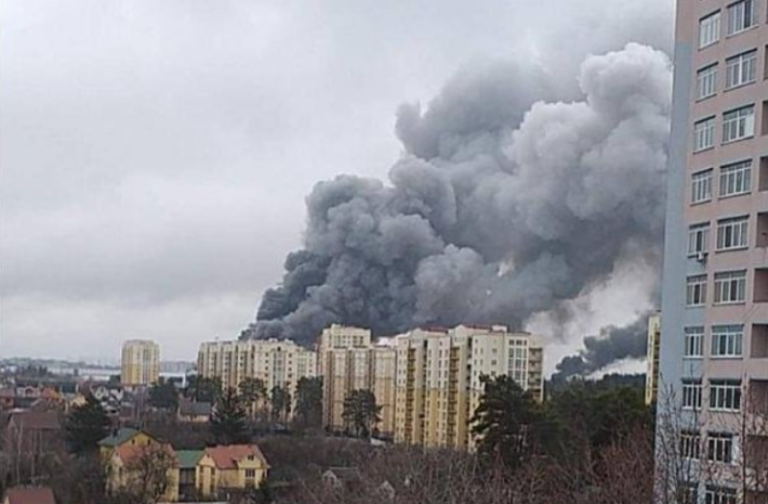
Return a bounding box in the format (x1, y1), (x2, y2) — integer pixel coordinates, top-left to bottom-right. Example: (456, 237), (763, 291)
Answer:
(0, 0), (673, 362)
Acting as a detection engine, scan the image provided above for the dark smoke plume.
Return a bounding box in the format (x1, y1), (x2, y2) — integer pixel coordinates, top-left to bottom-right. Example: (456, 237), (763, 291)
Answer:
(552, 314), (652, 380)
(242, 44), (671, 367)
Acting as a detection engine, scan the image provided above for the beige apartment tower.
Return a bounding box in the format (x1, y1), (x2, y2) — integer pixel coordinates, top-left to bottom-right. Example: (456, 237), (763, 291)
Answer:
(656, 0), (767, 502)
(318, 324), (397, 437)
(394, 325), (544, 451)
(645, 312), (662, 406)
(197, 339), (316, 405)
(121, 339), (160, 387)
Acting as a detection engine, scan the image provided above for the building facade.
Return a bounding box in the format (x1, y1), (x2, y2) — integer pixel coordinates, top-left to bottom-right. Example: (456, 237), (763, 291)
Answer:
(394, 325), (544, 451)
(646, 312), (662, 406)
(197, 339), (316, 403)
(656, 1), (767, 502)
(120, 340), (159, 387)
(318, 325), (397, 437)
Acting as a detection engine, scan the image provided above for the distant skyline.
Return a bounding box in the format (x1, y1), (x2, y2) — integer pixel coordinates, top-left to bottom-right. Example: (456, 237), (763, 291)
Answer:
(0, 0), (673, 367)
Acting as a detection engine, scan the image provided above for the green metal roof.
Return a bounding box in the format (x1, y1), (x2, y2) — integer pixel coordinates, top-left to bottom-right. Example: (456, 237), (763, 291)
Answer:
(98, 427), (140, 447)
(176, 450), (204, 469)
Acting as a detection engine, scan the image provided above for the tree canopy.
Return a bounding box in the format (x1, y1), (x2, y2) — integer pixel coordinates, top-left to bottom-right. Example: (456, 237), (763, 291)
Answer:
(342, 389), (381, 438)
(210, 387), (250, 445)
(65, 394), (111, 455)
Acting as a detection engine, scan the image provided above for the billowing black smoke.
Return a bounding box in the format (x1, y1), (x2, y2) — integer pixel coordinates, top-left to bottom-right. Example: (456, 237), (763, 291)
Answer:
(552, 314), (652, 380)
(242, 44), (672, 365)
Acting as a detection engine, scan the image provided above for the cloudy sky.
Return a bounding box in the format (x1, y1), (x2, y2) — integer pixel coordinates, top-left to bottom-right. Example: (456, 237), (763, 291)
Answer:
(0, 0), (673, 363)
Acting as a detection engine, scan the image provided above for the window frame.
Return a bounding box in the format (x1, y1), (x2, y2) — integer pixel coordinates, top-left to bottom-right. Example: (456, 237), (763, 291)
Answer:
(713, 270), (747, 304)
(719, 159), (752, 198)
(715, 216), (749, 251)
(694, 117), (716, 152)
(697, 63), (718, 99)
(699, 10), (722, 48)
(709, 379), (742, 412)
(686, 275), (708, 307)
(724, 49), (757, 89)
(722, 104), (755, 144)
(691, 169), (714, 204)
(726, 0), (756, 36)
(688, 223), (710, 257)
(710, 325), (744, 358)
(682, 379), (703, 410)
(684, 327), (705, 358)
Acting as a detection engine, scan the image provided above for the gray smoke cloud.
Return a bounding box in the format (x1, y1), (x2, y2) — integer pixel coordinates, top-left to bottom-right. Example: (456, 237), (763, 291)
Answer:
(552, 313), (652, 380)
(242, 43), (672, 367)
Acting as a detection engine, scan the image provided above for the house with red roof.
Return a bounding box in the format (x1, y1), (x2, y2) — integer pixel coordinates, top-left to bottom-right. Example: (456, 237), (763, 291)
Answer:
(204, 444), (269, 491)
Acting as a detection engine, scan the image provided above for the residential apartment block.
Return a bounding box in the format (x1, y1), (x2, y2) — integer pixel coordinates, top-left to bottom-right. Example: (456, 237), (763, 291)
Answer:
(197, 339), (316, 401)
(394, 325), (544, 451)
(657, 0), (767, 502)
(646, 312), (662, 406)
(120, 339), (159, 387)
(318, 325), (397, 437)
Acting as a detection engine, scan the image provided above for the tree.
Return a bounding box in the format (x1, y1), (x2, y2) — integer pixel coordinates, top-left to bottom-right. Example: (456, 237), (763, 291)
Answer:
(122, 443), (176, 504)
(65, 394), (111, 455)
(471, 375), (542, 470)
(294, 377), (323, 429)
(148, 379), (179, 411)
(210, 387), (250, 445)
(270, 386), (292, 424)
(185, 375), (222, 403)
(239, 377), (267, 419)
(342, 389), (381, 438)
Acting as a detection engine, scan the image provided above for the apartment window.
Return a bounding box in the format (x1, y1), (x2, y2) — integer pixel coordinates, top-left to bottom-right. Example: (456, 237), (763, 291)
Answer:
(697, 64), (718, 99)
(709, 380), (742, 411)
(692, 169), (713, 203)
(726, 0), (756, 35)
(688, 223), (710, 256)
(680, 430), (701, 459)
(707, 433), (735, 463)
(722, 105), (755, 143)
(705, 485), (737, 504)
(694, 117), (716, 151)
(687, 275), (708, 306)
(245, 469), (256, 478)
(719, 160), (752, 197)
(681, 482), (699, 504)
(711, 325), (743, 357)
(716, 216), (749, 251)
(684, 327), (705, 358)
(682, 379), (703, 410)
(725, 50), (757, 89)
(713, 270), (747, 304)
(700, 11), (721, 48)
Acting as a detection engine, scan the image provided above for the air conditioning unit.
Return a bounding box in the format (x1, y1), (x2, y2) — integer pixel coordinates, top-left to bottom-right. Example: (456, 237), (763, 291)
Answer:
(696, 251), (708, 263)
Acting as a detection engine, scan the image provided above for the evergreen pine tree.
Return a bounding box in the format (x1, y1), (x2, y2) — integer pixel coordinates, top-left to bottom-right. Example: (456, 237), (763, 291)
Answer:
(65, 394), (111, 455)
(210, 387), (250, 445)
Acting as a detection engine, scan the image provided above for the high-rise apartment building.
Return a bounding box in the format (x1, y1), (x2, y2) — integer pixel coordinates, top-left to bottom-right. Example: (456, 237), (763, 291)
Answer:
(657, 1), (767, 501)
(646, 312), (662, 405)
(318, 325), (397, 437)
(121, 339), (160, 387)
(197, 339), (316, 403)
(394, 325), (544, 451)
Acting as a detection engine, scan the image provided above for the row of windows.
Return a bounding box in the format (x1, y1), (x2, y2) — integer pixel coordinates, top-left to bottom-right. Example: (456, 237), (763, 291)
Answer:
(678, 481), (739, 504)
(683, 324), (745, 358)
(688, 214), (752, 255)
(680, 430), (739, 465)
(696, 48), (759, 100)
(691, 158), (754, 204)
(686, 270), (747, 306)
(693, 104), (755, 152)
(681, 379), (742, 412)
(699, 0), (760, 49)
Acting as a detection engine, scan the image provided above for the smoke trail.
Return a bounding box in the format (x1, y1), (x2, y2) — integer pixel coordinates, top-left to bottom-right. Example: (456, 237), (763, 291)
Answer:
(552, 314), (652, 380)
(242, 44), (671, 362)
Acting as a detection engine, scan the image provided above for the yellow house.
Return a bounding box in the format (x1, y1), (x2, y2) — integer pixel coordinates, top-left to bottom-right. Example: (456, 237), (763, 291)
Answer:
(205, 445), (269, 490)
(176, 450), (217, 500)
(98, 427), (157, 457)
(106, 443), (179, 502)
